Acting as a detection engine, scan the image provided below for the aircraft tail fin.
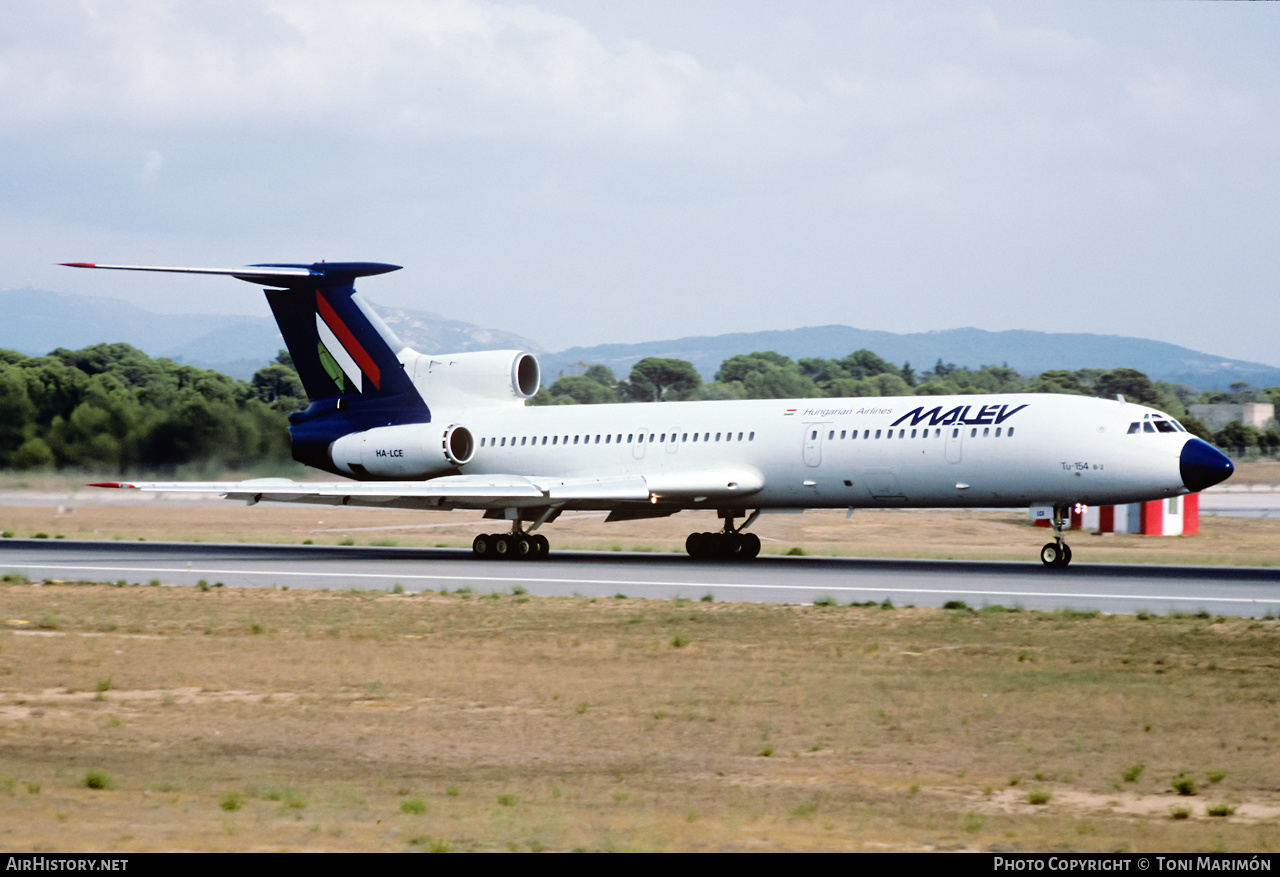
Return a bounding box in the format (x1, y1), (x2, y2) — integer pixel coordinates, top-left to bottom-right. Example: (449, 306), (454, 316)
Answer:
(62, 261), (421, 405)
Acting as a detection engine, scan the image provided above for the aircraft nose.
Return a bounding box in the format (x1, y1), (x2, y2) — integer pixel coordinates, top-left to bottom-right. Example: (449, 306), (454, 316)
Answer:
(1180, 438), (1234, 492)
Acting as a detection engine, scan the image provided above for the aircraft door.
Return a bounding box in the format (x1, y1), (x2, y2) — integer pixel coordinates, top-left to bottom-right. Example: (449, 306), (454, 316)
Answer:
(803, 422), (828, 467)
(633, 428), (647, 460)
(945, 425), (963, 464)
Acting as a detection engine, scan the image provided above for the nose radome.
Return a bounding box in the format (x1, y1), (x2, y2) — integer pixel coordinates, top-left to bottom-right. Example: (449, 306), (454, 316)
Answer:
(1180, 438), (1234, 492)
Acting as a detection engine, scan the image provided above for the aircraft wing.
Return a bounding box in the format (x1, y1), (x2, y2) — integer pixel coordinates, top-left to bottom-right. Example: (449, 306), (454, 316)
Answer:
(90, 467), (763, 512)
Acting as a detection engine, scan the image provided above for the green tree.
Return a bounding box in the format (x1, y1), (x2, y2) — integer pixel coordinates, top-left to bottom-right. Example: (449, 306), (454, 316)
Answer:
(838, 350), (900, 381)
(1026, 369), (1087, 395)
(251, 351), (307, 413)
(0, 343), (293, 473)
(550, 374), (618, 405)
(1094, 368), (1160, 406)
(715, 352), (817, 399)
(1225, 381), (1259, 404)
(0, 364), (36, 465)
(623, 358), (702, 402)
(1215, 421), (1260, 450)
(582, 364), (618, 388)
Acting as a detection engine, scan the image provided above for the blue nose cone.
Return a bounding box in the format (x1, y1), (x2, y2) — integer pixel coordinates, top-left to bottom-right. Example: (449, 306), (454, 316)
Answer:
(1180, 438), (1234, 492)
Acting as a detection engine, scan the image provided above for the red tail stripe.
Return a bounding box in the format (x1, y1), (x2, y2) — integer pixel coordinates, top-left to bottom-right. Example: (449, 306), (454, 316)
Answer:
(315, 290), (381, 390)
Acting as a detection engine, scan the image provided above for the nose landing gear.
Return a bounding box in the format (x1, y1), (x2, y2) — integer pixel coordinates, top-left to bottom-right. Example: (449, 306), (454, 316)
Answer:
(1039, 505), (1073, 569)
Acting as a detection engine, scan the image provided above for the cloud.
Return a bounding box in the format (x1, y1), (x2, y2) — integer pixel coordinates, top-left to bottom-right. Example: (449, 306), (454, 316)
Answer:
(1, 0), (798, 145)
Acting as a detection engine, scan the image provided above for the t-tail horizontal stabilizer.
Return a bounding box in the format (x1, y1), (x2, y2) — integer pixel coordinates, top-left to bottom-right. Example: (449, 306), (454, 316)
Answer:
(59, 261), (401, 289)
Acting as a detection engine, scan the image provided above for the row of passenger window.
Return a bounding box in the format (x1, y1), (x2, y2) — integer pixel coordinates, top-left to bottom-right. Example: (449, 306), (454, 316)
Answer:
(480, 430), (757, 449)
(822, 426), (1016, 440)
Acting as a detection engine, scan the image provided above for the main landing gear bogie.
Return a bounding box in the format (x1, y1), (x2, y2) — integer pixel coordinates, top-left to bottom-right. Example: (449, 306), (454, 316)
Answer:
(685, 510), (762, 561)
(472, 531), (549, 560)
(686, 531), (761, 561)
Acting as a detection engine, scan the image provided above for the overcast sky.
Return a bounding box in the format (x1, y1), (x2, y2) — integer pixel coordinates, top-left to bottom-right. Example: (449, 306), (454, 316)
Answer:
(3, 1), (1278, 365)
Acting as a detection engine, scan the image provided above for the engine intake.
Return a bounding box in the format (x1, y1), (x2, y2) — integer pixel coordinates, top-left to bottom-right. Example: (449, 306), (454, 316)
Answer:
(399, 349), (541, 408)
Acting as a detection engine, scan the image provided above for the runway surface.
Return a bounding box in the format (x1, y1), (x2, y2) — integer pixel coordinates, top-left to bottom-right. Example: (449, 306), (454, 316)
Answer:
(3, 539), (1279, 617)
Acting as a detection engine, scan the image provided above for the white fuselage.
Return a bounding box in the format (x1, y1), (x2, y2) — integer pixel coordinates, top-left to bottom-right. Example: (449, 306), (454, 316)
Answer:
(419, 393), (1189, 512)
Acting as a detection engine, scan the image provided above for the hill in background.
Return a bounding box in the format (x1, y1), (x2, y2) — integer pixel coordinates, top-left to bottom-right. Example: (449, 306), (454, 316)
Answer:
(542, 326), (1280, 392)
(2, 287), (1276, 392)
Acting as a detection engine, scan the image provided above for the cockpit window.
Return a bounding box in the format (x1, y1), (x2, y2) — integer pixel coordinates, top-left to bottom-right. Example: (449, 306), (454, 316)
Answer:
(1153, 420), (1176, 433)
(1143, 422), (1156, 433)
(1127, 422), (1140, 434)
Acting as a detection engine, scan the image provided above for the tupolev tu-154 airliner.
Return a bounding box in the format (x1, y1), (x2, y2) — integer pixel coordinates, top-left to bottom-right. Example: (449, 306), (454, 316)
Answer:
(63, 261), (1235, 567)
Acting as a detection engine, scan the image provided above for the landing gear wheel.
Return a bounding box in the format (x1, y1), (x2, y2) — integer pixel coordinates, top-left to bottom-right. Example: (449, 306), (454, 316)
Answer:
(741, 532), (761, 560)
(531, 534), (549, 558)
(513, 536), (533, 558)
(493, 535), (513, 559)
(686, 532), (707, 558)
(472, 534), (492, 558)
(723, 533), (744, 559)
(1040, 542), (1070, 568)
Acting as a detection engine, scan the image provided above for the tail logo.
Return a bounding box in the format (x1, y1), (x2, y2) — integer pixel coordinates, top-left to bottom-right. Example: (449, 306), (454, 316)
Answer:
(314, 290), (381, 394)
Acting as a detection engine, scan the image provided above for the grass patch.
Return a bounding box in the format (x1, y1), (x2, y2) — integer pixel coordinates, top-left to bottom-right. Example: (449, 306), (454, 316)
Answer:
(1172, 772), (1198, 796)
(1121, 762), (1145, 783)
(789, 800), (818, 818)
(400, 796), (427, 814)
(406, 835), (450, 852)
(84, 770), (111, 790)
(220, 791), (243, 812)
(1026, 789), (1053, 805)
(1206, 802), (1237, 818)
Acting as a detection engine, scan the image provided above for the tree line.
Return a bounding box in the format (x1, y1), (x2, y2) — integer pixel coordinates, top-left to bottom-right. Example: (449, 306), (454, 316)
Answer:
(2, 342), (1274, 472)
(0, 343), (303, 472)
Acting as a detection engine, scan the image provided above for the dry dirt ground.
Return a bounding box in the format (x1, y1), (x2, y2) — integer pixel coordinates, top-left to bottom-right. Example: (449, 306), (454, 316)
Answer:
(1, 464), (1278, 852)
(2, 585), (1279, 853)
